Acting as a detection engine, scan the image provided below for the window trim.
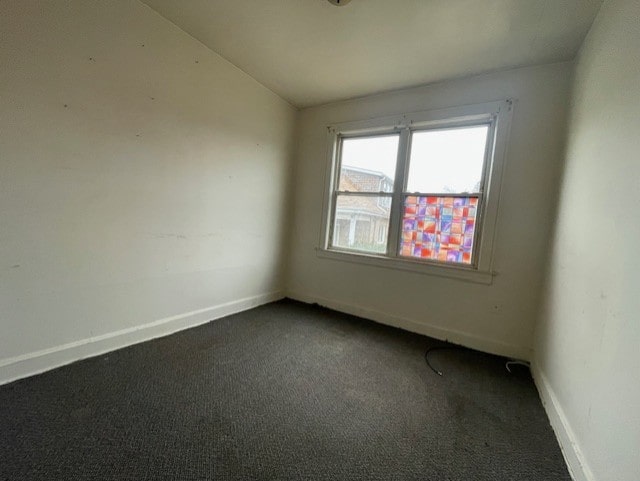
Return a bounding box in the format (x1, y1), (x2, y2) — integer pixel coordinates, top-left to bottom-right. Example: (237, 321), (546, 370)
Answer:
(318, 100), (513, 285)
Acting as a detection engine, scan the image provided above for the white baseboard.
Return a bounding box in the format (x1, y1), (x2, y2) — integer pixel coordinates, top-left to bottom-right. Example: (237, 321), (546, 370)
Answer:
(531, 362), (595, 481)
(287, 291), (531, 361)
(0, 291), (283, 386)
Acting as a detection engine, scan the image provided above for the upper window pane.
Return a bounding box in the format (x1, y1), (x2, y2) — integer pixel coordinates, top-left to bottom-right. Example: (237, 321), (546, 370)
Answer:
(338, 135), (399, 193)
(406, 125), (489, 194)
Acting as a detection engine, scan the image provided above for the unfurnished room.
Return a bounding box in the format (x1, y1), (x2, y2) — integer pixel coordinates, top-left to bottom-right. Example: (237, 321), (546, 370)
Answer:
(1, 1), (638, 480)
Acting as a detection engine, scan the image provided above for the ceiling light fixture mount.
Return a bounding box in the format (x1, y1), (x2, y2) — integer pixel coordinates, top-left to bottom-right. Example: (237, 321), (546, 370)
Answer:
(327, 0), (352, 6)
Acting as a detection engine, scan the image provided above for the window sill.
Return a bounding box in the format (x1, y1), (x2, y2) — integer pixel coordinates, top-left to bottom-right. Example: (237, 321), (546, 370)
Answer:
(315, 247), (494, 285)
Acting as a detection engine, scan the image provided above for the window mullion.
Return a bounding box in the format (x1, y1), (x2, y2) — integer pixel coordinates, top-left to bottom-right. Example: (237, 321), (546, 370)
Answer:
(387, 128), (410, 257)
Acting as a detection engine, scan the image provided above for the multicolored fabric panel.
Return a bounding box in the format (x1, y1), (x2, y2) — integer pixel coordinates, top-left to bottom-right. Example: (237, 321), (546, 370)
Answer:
(400, 196), (478, 264)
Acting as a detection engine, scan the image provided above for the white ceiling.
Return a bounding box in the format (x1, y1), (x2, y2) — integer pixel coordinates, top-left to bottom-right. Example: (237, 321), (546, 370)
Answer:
(142, 0), (603, 108)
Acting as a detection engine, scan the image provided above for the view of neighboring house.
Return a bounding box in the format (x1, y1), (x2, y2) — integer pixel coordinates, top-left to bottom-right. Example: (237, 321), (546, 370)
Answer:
(333, 166), (392, 253)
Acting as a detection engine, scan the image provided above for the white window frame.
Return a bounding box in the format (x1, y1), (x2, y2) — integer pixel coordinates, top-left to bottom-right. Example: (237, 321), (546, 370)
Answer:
(317, 100), (513, 285)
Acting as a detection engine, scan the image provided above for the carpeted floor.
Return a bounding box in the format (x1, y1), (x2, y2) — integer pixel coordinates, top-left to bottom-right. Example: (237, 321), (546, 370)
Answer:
(0, 299), (570, 480)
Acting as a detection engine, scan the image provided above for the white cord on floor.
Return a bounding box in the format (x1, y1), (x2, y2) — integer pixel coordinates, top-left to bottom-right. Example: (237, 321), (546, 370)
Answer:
(505, 360), (530, 373)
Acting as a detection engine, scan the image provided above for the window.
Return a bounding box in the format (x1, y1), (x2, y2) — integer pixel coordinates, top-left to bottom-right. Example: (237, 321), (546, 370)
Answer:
(318, 100), (512, 284)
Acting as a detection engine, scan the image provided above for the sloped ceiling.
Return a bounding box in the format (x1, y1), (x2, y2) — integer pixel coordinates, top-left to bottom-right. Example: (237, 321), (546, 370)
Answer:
(142, 0), (603, 108)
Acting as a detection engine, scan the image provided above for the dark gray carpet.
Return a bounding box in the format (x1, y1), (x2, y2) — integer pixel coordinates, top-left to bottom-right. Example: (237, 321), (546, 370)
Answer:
(0, 299), (570, 480)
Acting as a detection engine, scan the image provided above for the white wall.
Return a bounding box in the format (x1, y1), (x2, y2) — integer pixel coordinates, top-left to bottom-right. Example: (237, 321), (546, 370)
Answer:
(0, 0), (296, 384)
(533, 1), (640, 480)
(287, 63), (573, 360)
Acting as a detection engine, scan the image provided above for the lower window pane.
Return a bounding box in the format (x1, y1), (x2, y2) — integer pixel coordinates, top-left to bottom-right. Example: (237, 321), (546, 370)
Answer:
(400, 195), (478, 264)
(332, 194), (391, 254)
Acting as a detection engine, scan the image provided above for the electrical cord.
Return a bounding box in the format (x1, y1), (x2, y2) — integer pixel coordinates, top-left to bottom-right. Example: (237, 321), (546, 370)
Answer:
(425, 346), (531, 376)
(505, 360), (530, 373)
(424, 346), (467, 376)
